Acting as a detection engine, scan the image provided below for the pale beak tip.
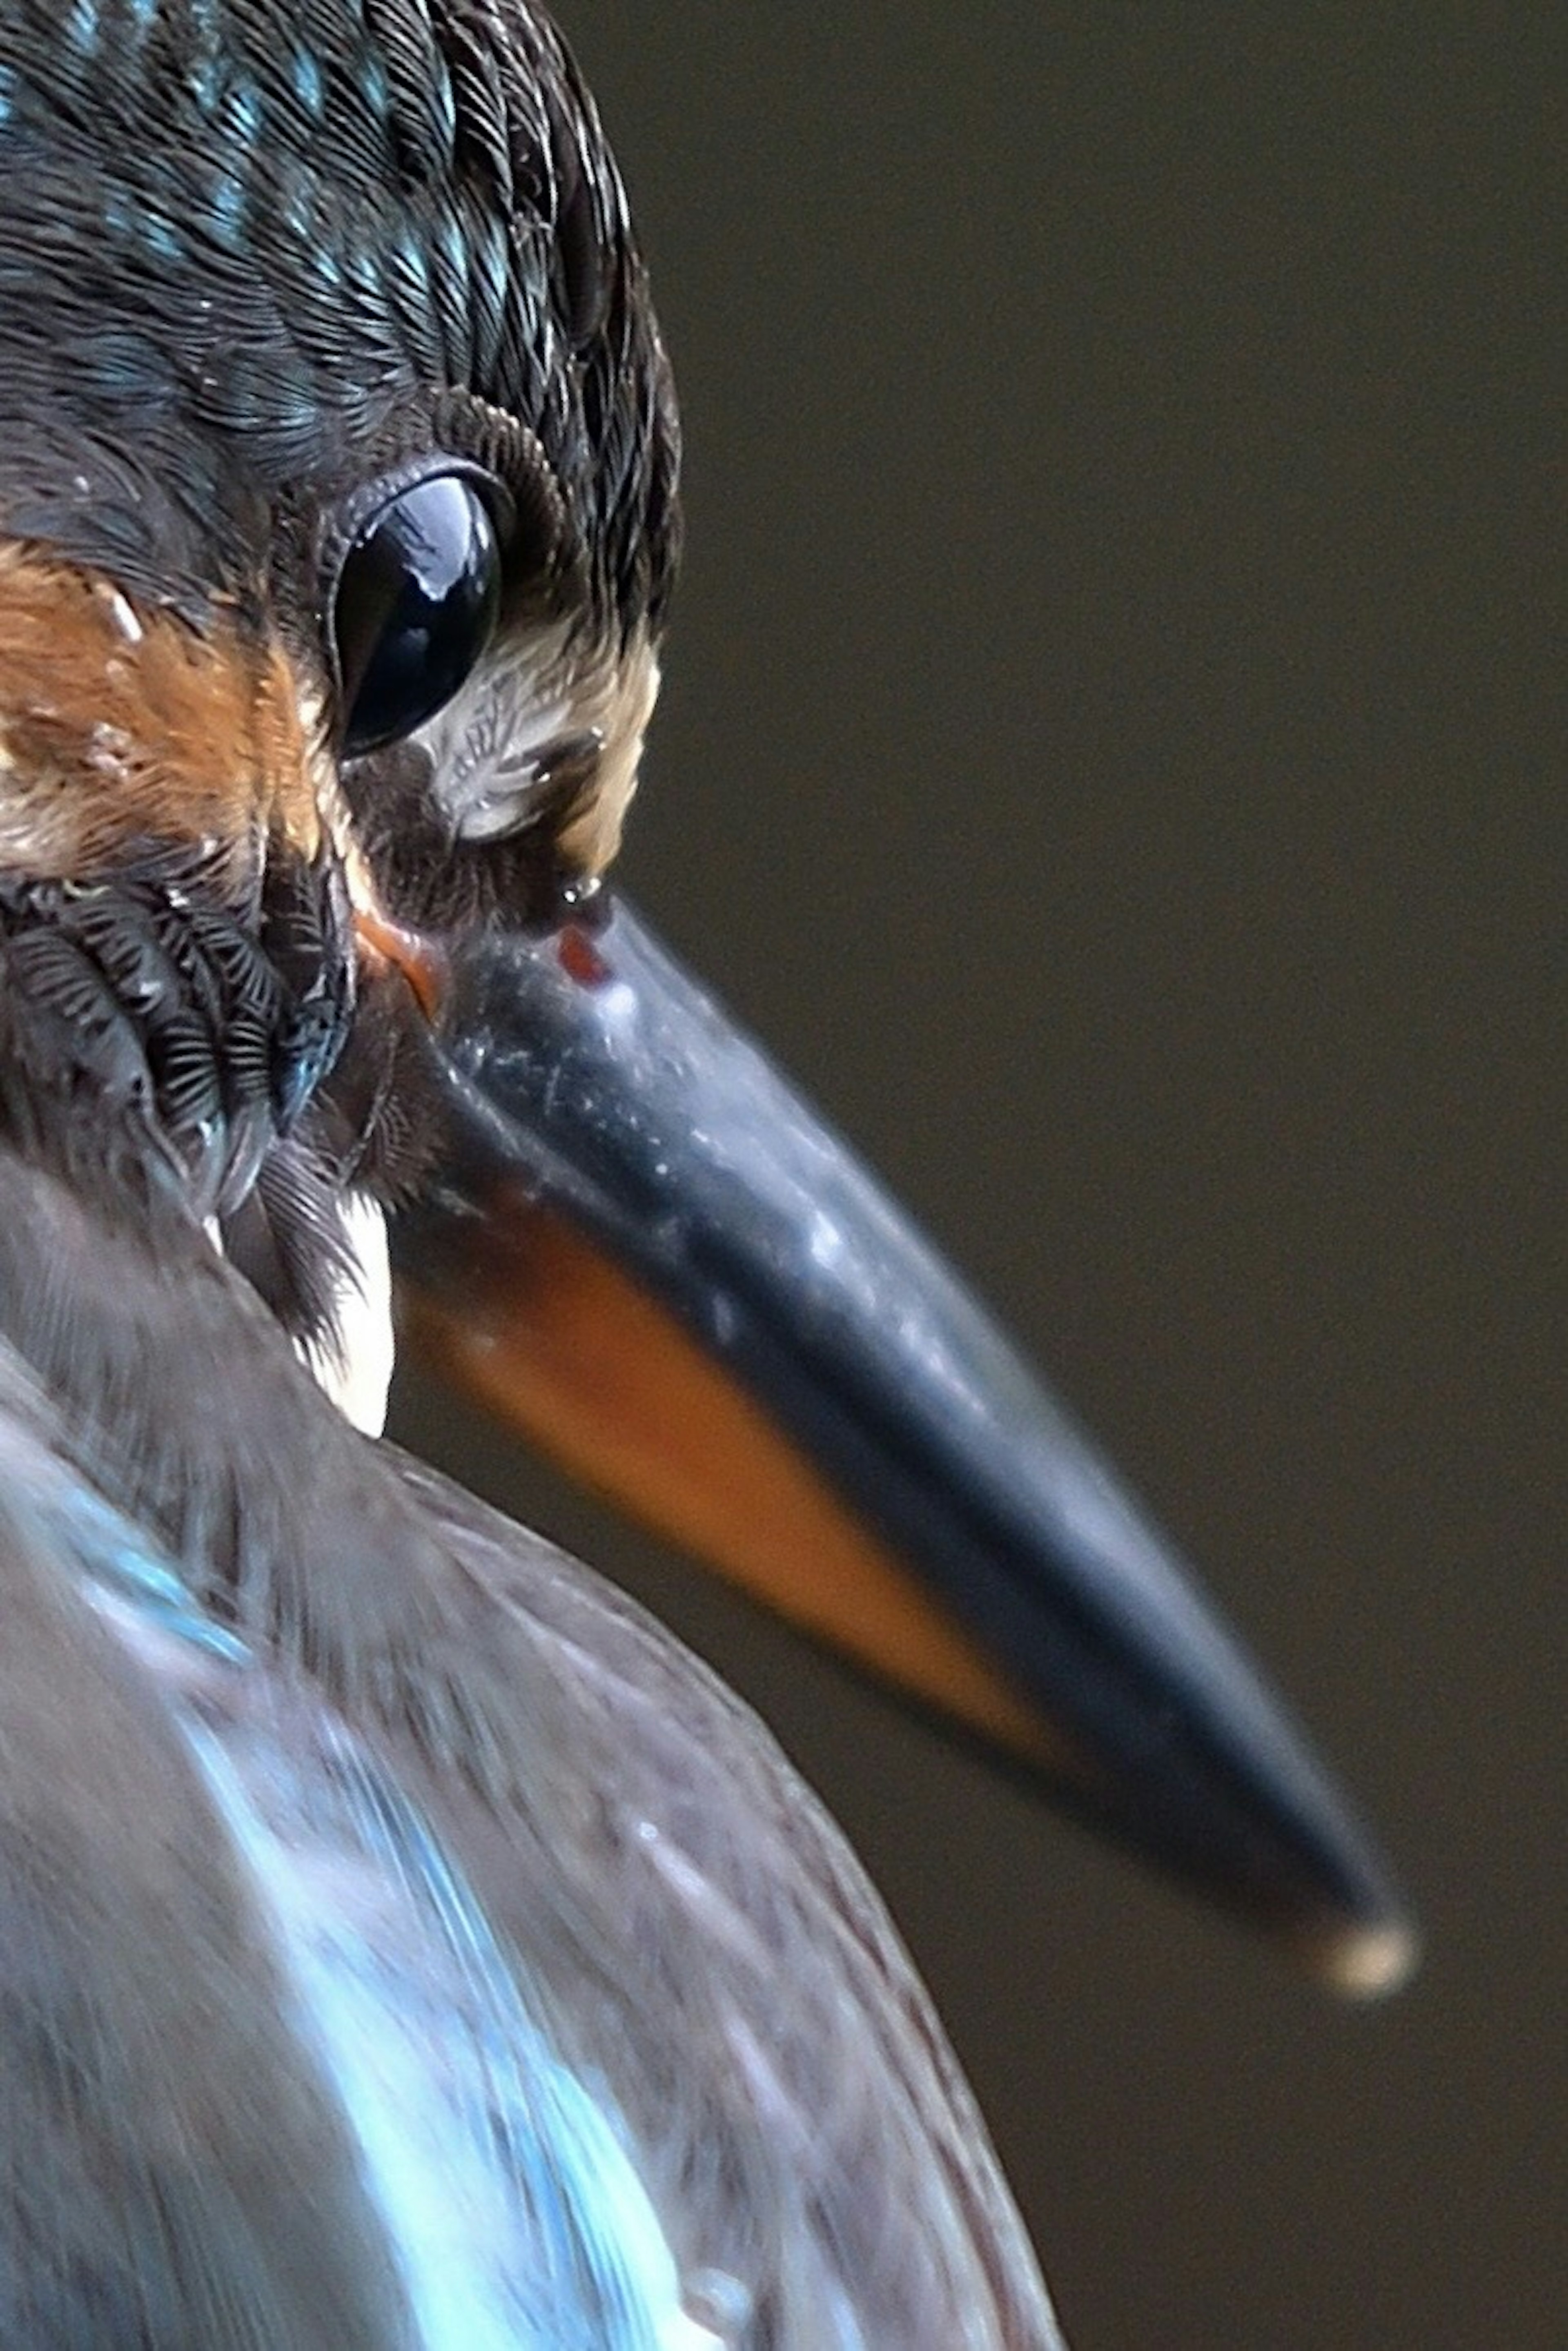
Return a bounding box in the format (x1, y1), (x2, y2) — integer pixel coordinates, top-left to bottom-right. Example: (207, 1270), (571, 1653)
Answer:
(1314, 1913), (1421, 2001)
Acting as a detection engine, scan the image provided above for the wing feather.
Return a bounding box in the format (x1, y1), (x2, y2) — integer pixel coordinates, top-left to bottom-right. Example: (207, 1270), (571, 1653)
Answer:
(0, 1151), (1061, 2347)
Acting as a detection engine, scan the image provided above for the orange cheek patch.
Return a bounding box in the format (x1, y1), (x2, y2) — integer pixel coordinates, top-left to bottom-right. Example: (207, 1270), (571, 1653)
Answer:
(0, 541), (331, 879)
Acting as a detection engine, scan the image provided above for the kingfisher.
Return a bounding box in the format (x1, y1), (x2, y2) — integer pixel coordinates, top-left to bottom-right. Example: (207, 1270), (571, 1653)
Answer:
(0, 3), (1412, 2344)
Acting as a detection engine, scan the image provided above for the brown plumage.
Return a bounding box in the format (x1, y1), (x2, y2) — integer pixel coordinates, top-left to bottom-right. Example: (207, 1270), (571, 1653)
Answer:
(0, 544), (332, 879)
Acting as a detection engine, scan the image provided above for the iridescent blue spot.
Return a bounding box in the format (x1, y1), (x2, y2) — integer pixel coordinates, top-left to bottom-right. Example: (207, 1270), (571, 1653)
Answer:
(188, 50), (222, 113)
(434, 210), (470, 297)
(80, 1498), (249, 1663)
(65, 0), (99, 53)
(106, 185), (184, 265)
(429, 58), (457, 153)
(0, 64), (14, 125)
(139, 210), (185, 265)
(344, 244), (382, 304)
(206, 167), (247, 247)
(290, 44), (325, 120)
(223, 77), (264, 151)
(185, 0), (225, 114)
(471, 213), (508, 301)
(392, 229), (434, 304)
(88, 327), (174, 401)
(361, 52), (389, 121)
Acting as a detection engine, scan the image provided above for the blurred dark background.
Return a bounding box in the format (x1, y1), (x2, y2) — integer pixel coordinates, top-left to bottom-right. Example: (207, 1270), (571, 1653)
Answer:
(392, 10), (1560, 2345)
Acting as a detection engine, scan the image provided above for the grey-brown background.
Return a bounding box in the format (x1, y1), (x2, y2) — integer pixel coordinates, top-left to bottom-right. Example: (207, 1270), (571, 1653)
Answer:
(392, 10), (1561, 2345)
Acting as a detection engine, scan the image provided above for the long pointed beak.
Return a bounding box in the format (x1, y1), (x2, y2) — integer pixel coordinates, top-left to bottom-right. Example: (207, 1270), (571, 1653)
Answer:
(392, 892), (1415, 1995)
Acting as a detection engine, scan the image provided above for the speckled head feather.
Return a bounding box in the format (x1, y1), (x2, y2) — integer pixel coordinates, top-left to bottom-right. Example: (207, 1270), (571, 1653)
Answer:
(0, 0), (680, 641)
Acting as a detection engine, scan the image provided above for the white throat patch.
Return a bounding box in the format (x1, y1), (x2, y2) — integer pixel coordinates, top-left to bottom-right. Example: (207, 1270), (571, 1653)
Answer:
(298, 1194), (397, 1440)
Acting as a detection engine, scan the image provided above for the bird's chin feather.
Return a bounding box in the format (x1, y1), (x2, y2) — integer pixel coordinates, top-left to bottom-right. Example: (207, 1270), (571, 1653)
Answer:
(292, 1193), (396, 1440)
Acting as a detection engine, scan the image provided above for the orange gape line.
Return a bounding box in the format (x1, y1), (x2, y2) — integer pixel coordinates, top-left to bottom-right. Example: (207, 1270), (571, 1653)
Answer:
(351, 905), (448, 1021)
(403, 1208), (1058, 1770)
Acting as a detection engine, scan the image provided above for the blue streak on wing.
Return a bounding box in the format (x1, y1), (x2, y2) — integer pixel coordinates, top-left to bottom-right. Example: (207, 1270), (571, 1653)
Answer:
(57, 1473), (708, 2350)
(185, 1710), (695, 2351)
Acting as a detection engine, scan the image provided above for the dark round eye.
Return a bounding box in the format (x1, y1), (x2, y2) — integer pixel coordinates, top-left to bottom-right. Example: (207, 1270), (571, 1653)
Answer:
(333, 473), (501, 757)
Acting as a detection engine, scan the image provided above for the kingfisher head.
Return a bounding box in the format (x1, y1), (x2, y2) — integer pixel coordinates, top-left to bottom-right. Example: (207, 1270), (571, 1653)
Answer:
(0, 0), (1413, 1990)
(0, 0), (676, 1315)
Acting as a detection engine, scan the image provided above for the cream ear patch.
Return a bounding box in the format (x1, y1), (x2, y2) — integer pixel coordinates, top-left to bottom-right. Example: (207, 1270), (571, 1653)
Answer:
(415, 623), (659, 875)
(557, 637), (659, 876)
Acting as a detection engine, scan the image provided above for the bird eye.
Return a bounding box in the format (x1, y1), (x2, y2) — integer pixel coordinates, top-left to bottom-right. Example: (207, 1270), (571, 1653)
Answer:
(333, 473), (501, 757)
